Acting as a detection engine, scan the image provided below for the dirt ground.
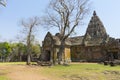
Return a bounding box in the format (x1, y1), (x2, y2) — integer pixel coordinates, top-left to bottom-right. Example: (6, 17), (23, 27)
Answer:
(2, 65), (50, 80)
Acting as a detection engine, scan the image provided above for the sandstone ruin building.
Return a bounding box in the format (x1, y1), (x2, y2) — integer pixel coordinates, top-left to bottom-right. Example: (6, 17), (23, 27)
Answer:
(41, 11), (120, 63)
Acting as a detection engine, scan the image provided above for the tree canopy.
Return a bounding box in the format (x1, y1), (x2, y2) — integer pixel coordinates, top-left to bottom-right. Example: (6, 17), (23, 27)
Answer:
(42, 0), (91, 64)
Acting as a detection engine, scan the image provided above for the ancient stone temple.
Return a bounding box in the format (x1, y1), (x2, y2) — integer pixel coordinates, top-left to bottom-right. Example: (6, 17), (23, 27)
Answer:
(71, 11), (110, 62)
(41, 32), (71, 64)
(41, 11), (120, 63)
(83, 11), (109, 46)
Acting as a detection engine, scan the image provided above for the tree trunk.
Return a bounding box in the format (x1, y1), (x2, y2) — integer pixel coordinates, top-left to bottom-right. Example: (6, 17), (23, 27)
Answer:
(26, 43), (31, 65)
(19, 54), (22, 62)
(18, 52), (22, 62)
(26, 30), (31, 65)
(27, 53), (31, 65)
(58, 40), (65, 64)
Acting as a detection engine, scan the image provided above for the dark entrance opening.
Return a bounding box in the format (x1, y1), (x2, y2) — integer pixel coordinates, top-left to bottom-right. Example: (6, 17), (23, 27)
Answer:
(106, 52), (118, 61)
(113, 52), (118, 59)
(45, 50), (51, 61)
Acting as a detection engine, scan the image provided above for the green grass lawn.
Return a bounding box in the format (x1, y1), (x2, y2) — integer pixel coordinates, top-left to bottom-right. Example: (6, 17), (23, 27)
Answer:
(40, 63), (120, 80)
(0, 76), (8, 80)
(0, 62), (26, 65)
(0, 62), (120, 80)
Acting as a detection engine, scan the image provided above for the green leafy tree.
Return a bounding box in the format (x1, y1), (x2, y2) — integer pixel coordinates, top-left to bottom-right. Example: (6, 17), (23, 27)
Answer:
(10, 43), (27, 62)
(0, 42), (11, 62)
(17, 43), (26, 61)
(31, 43), (41, 61)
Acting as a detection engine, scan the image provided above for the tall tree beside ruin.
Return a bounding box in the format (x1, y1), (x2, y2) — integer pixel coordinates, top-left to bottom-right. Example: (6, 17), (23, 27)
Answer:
(42, 0), (90, 64)
(20, 17), (40, 65)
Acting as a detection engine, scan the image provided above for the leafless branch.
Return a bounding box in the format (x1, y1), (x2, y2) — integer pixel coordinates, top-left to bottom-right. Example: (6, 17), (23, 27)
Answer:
(20, 16), (41, 65)
(42, 0), (90, 39)
(0, 0), (6, 7)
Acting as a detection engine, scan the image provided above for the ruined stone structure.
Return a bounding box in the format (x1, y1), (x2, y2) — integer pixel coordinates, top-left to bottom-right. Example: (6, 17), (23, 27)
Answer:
(41, 11), (120, 63)
(41, 32), (71, 64)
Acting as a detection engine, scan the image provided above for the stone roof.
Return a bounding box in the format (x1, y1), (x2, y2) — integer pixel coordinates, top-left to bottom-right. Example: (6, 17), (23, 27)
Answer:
(83, 11), (109, 46)
(52, 33), (71, 46)
(69, 36), (84, 46)
(52, 36), (61, 45)
(104, 37), (120, 49)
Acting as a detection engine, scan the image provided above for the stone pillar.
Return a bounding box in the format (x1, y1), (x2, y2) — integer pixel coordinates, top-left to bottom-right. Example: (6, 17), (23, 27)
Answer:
(50, 50), (53, 64)
(118, 51), (120, 59)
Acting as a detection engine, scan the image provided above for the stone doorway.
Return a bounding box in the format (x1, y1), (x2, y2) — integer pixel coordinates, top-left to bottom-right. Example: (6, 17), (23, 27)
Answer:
(112, 52), (118, 59)
(106, 52), (118, 61)
(45, 50), (51, 61)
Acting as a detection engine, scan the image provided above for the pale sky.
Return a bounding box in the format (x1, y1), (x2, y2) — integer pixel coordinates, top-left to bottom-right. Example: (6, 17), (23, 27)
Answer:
(0, 0), (120, 43)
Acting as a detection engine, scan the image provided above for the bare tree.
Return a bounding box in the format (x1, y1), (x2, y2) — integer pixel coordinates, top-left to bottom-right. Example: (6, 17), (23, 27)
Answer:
(42, 0), (90, 64)
(0, 0), (6, 7)
(20, 17), (40, 65)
